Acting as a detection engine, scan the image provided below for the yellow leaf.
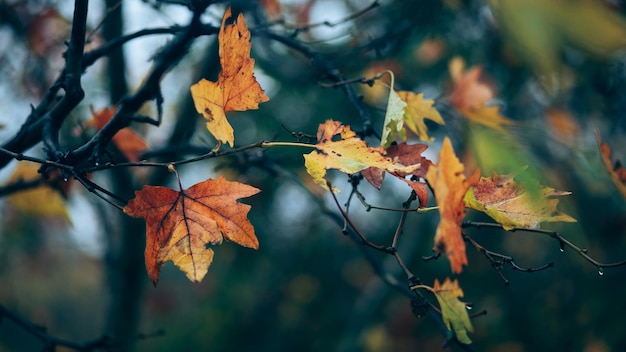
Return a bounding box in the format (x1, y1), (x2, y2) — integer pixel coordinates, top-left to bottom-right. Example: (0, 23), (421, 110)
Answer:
(304, 120), (421, 190)
(6, 162), (70, 223)
(396, 91), (445, 142)
(380, 71), (407, 148)
(426, 137), (479, 273)
(464, 171), (576, 230)
(432, 278), (474, 344)
(190, 7), (269, 147)
(380, 88), (407, 148)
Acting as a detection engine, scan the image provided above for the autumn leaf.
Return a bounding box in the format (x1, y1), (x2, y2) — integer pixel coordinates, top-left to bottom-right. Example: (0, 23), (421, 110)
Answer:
(6, 162), (70, 223)
(190, 7), (269, 147)
(396, 91), (444, 142)
(362, 142), (433, 208)
(449, 57), (513, 131)
(426, 137), (479, 273)
(380, 72), (407, 148)
(124, 176), (260, 285)
(85, 106), (149, 162)
(378, 71), (445, 146)
(429, 278), (473, 344)
(260, 0), (282, 21)
(304, 120), (421, 191)
(596, 131), (626, 200)
(464, 171), (576, 230)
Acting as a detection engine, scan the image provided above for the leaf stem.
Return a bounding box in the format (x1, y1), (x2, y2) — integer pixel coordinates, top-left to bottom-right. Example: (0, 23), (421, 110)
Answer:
(261, 141), (316, 149)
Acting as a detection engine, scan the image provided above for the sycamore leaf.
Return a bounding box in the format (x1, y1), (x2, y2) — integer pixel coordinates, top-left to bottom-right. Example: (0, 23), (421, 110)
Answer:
(432, 278), (474, 344)
(425, 138), (479, 273)
(362, 142), (433, 208)
(124, 177), (260, 285)
(190, 7), (269, 147)
(86, 106), (149, 162)
(304, 120), (421, 191)
(596, 131), (626, 200)
(380, 72), (407, 147)
(464, 171), (576, 230)
(449, 57), (514, 131)
(396, 91), (445, 142)
(6, 162), (70, 223)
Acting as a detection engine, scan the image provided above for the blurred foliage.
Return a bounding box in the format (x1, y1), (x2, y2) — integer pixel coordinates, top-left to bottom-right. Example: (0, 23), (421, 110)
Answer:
(1, 0), (626, 351)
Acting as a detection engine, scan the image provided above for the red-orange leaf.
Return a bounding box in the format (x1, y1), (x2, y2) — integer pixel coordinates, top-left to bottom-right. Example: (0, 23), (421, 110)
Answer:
(124, 177), (260, 285)
(426, 138), (479, 273)
(449, 57), (514, 131)
(596, 130), (626, 199)
(190, 7), (269, 147)
(362, 142), (433, 207)
(86, 106), (149, 162)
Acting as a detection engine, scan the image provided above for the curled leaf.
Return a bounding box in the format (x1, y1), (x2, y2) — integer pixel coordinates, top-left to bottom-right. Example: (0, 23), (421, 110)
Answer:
(426, 138), (479, 273)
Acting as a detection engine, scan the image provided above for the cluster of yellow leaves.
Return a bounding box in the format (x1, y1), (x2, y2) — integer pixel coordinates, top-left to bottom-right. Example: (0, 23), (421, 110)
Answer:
(425, 138), (479, 273)
(124, 176), (260, 285)
(449, 57), (513, 131)
(596, 131), (626, 200)
(85, 106), (149, 162)
(464, 171), (576, 230)
(6, 162), (70, 223)
(190, 7), (269, 147)
(304, 120), (421, 191)
(380, 71), (444, 147)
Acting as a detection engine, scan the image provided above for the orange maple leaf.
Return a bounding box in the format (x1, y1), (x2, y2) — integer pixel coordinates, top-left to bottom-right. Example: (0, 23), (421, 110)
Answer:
(190, 7), (269, 147)
(362, 142), (433, 207)
(596, 130), (626, 199)
(304, 120), (421, 190)
(124, 176), (260, 285)
(426, 138), (479, 273)
(449, 57), (513, 131)
(86, 106), (149, 162)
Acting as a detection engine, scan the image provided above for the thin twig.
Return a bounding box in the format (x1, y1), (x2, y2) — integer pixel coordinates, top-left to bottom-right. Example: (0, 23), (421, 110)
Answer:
(462, 221), (626, 270)
(326, 180), (394, 254)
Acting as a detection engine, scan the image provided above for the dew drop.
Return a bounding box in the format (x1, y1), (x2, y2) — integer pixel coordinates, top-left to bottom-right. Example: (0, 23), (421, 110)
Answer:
(465, 303), (473, 310)
(559, 242), (565, 253)
(598, 267), (604, 276)
(63, 177), (68, 182)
